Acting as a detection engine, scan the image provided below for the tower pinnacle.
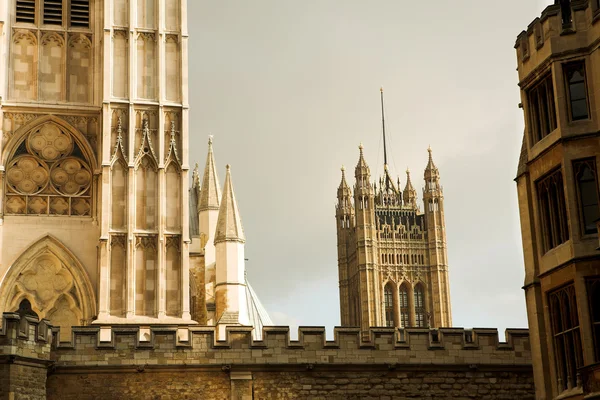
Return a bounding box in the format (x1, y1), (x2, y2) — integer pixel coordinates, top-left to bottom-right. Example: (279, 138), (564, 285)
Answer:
(215, 165), (245, 244)
(199, 136), (221, 212)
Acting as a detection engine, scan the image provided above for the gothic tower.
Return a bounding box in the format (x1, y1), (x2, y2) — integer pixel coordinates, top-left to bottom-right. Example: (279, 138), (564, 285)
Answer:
(0, 0), (191, 335)
(336, 93), (452, 336)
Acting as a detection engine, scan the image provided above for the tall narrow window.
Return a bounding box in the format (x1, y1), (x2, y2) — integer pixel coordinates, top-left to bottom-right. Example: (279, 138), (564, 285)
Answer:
(70, 0), (90, 28)
(384, 284), (394, 327)
(549, 284), (584, 392)
(537, 168), (570, 252)
(587, 278), (600, 362)
(399, 285), (410, 328)
(43, 0), (62, 25)
(564, 62), (589, 121)
(574, 159), (600, 235)
(527, 73), (557, 144)
(414, 284), (426, 328)
(16, 0), (36, 23)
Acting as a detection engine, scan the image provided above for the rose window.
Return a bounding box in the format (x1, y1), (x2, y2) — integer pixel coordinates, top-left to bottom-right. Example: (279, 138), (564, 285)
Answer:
(5, 122), (93, 216)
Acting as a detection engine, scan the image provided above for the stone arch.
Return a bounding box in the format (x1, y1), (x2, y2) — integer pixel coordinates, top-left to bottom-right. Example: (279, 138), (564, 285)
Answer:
(3, 115), (97, 170)
(0, 235), (96, 339)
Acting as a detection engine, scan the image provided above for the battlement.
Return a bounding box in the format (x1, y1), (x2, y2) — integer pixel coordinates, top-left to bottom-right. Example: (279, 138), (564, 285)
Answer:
(0, 313), (53, 362)
(514, 1), (600, 82)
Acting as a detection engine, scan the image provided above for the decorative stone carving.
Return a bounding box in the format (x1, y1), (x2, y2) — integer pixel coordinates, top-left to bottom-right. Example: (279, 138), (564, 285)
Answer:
(6, 155), (50, 195)
(28, 123), (74, 161)
(50, 157), (92, 196)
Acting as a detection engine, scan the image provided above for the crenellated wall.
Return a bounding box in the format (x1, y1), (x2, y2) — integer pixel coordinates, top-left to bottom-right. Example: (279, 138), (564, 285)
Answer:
(0, 313), (534, 399)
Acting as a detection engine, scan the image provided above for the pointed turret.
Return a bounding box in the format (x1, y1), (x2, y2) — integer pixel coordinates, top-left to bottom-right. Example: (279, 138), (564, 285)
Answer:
(424, 146), (440, 186)
(214, 165), (249, 338)
(199, 136), (221, 212)
(215, 165), (245, 244)
(403, 168), (418, 209)
(337, 166), (354, 230)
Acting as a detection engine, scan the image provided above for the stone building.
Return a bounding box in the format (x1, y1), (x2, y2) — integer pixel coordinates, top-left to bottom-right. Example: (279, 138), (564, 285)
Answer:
(514, 0), (600, 398)
(0, 0), (270, 342)
(336, 137), (451, 335)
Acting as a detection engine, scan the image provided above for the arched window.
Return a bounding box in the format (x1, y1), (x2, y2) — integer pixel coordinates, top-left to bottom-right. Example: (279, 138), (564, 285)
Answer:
(587, 278), (600, 362)
(399, 284), (410, 328)
(414, 284), (426, 328)
(574, 159), (599, 234)
(384, 284), (394, 327)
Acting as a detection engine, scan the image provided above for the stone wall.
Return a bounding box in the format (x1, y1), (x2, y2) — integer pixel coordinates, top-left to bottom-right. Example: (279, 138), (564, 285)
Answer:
(0, 313), (535, 399)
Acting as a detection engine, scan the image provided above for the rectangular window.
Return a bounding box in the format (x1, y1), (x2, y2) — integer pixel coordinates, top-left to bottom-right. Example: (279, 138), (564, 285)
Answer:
(587, 278), (600, 362)
(16, 0), (36, 23)
(564, 62), (589, 121)
(414, 286), (426, 328)
(527, 73), (557, 144)
(574, 159), (600, 235)
(399, 287), (410, 328)
(548, 284), (584, 392)
(70, 0), (90, 28)
(537, 168), (570, 252)
(384, 286), (394, 327)
(43, 0), (62, 25)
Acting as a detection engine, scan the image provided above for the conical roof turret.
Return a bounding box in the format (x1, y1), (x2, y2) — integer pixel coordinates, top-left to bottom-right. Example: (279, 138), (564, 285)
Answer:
(199, 136), (222, 212)
(424, 146), (440, 182)
(355, 143), (370, 179)
(403, 168), (417, 208)
(215, 165), (246, 244)
(338, 165), (352, 199)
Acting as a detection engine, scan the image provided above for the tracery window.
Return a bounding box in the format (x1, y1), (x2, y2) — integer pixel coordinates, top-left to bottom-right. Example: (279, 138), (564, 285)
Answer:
(414, 284), (426, 328)
(587, 278), (600, 362)
(384, 284), (394, 327)
(549, 284), (583, 392)
(399, 284), (410, 328)
(527, 73), (557, 144)
(4, 122), (93, 216)
(537, 168), (569, 252)
(573, 159), (600, 235)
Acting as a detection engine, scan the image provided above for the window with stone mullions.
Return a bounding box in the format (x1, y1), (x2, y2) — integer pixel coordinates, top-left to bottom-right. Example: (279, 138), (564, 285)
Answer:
(574, 159), (600, 235)
(564, 62), (589, 121)
(414, 285), (425, 328)
(527, 73), (557, 144)
(537, 168), (570, 252)
(587, 278), (600, 362)
(399, 286), (409, 328)
(549, 284), (584, 392)
(43, 0), (62, 25)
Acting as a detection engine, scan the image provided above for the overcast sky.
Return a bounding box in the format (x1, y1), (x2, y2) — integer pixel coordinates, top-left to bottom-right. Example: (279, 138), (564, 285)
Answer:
(188, 1), (555, 337)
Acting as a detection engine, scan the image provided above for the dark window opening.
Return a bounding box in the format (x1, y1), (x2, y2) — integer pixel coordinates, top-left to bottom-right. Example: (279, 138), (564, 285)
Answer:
(537, 168), (570, 252)
(564, 62), (589, 121)
(16, 0), (36, 23)
(527, 73), (557, 144)
(574, 159), (600, 235)
(43, 0), (62, 25)
(587, 278), (600, 362)
(414, 284), (426, 328)
(70, 0), (90, 28)
(549, 284), (583, 392)
(560, 0), (573, 28)
(399, 285), (409, 328)
(384, 284), (394, 327)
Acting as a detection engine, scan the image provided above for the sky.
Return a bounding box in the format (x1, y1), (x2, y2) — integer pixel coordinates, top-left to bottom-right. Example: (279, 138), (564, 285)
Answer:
(187, 0), (555, 337)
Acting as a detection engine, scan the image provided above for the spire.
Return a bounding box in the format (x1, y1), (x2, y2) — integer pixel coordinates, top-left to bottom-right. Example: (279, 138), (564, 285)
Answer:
(380, 87), (388, 168)
(192, 163), (200, 190)
(338, 165), (351, 193)
(403, 168), (417, 209)
(425, 145), (438, 172)
(215, 165), (245, 243)
(355, 143), (370, 177)
(199, 136), (222, 212)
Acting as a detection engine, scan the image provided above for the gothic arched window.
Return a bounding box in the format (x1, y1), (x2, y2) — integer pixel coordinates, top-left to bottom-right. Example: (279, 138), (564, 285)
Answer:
(384, 284), (394, 327)
(5, 121), (93, 217)
(587, 278), (600, 362)
(574, 159), (599, 235)
(414, 284), (426, 328)
(399, 284), (410, 328)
